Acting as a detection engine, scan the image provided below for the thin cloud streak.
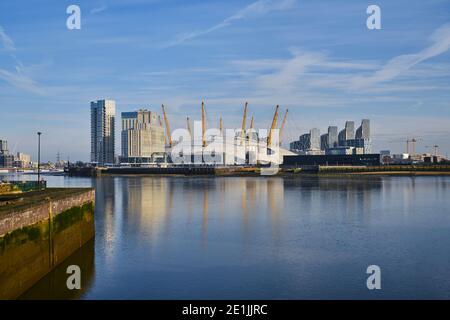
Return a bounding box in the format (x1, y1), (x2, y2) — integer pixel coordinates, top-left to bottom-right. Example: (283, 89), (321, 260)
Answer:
(351, 23), (450, 89)
(163, 0), (296, 48)
(0, 25), (16, 52)
(0, 24), (45, 95)
(90, 5), (108, 14)
(0, 68), (45, 95)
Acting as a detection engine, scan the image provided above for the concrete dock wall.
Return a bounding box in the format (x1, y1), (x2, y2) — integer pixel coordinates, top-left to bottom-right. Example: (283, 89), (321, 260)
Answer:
(0, 189), (95, 299)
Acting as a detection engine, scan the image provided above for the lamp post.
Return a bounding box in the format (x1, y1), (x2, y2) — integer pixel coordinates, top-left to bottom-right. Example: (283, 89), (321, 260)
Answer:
(37, 132), (42, 189)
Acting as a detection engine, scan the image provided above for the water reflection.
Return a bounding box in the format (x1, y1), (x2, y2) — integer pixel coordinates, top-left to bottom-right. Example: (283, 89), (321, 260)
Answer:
(15, 174), (450, 299)
(94, 176), (384, 254)
(19, 239), (95, 300)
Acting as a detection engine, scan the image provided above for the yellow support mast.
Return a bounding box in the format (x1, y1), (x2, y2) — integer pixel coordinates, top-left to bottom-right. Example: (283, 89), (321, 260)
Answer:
(219, 116), (223, 135)
(158, 115), (167, 145)
(241, 102), (248, 145)
(267, 105), (279, 147)
(279, 109), (288, 146)
(202, 100), (206, 148)
(162, 104), (172, 147)
(187, 116), (192, 137)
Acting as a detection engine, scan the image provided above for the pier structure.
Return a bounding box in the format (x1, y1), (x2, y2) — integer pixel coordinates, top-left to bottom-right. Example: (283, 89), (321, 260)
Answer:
(0, 188), (95, 299)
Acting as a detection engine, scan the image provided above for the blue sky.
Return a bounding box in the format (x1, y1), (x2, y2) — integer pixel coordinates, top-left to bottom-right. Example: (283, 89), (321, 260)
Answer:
(1, 0), (450, 161)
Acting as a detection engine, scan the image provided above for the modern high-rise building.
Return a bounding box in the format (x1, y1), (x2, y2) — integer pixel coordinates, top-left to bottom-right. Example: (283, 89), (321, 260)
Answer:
(0, 154), (13, 168)
(327, 126), (338, 148)
(290, 128), (321, 153)
(0, 140), (13, 168)
(121, 109), (166, 163)
(356, 119), (370, 140)
(346, 121), (355, 139)
(338, 121), (355, 146)
(14, 152), (31, 168)
(91, 100), (116, 165)
(320, 134), (329, 150)
(321, 126), (339, 150)
(310, 128), (320, 150)
(0, 140), (8, 154)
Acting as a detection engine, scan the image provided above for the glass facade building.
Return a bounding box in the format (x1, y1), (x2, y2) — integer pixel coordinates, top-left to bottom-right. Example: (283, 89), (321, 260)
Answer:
(91, 100), (116, 165)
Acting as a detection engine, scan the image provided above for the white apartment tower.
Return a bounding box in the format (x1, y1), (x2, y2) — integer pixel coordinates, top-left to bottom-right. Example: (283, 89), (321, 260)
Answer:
(91, 99), (116, 165)
(121, 109), (165, 162)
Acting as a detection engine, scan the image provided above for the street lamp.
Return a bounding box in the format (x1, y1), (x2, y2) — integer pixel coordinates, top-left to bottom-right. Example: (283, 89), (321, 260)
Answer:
(37, 132), (42, 189)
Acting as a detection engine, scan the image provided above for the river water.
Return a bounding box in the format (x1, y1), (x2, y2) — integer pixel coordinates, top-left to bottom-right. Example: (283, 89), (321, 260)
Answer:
(6, 174), (450, 299)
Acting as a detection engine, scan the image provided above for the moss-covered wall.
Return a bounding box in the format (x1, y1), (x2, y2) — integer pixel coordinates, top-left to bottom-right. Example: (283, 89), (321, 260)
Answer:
(0, 190), (95, 299)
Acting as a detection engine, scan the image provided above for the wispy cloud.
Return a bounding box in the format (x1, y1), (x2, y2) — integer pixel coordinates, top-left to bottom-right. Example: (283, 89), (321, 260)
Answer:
(351, 23), (450, 89)
(163, 0), (296, 48)
(0, 24), (45, 95)
(230, 23), (450, 98)
(234, 49), (377, 96)
(0, 25), (16, 52)
(0, 68), (44, 95)
(90, 5), (108, 14)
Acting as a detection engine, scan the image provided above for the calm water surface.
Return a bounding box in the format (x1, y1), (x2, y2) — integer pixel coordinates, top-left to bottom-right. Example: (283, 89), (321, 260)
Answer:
(8, 174), (450, 299)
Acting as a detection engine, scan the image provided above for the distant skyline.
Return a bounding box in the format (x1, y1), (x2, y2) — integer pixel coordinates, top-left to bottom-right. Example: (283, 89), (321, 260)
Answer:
(1, 0), (450, 161)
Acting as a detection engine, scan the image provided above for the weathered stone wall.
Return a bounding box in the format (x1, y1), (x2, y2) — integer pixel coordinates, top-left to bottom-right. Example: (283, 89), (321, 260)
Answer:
(0, 190), (95, 237)
(0, 189), (95, 299)
(0, 202), (50, 237)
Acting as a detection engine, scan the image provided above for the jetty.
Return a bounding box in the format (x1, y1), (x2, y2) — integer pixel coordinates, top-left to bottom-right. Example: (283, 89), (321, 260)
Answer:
(0, 183), (95, 299)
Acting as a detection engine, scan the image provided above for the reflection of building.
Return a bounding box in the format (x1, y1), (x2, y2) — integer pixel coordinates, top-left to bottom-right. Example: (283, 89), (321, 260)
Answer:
(120, 110), (166, 163)
(122, 177), (168, 241)
(91, 99), (116, 165)
(93, 177), (116, 265)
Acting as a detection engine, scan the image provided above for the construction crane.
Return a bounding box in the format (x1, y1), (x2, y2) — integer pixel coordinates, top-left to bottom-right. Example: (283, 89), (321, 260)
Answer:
(279, 109), (288, 146)
(241, 102), (248, 145)
(407, 138), (417, 155)
(425, 145), (439, 156)
(433, 145), (439, 156)
(387, 137), (421, 155)
(407, 137), (422, 155)
(161, 104), (172, 147)
(202, 100), (207, 148)
(267, 105), (279, 147)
